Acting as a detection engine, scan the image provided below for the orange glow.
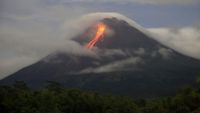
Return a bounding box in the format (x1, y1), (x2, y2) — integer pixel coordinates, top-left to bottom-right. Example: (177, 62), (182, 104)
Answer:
(86, 23), (106, 49)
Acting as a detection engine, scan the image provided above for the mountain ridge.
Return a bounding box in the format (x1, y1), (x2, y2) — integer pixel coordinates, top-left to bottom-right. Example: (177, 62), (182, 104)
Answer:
(1, 17), (200, 97)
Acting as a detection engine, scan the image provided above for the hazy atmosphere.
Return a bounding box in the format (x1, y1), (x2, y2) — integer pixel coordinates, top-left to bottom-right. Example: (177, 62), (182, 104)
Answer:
(0, 0), (200, 79)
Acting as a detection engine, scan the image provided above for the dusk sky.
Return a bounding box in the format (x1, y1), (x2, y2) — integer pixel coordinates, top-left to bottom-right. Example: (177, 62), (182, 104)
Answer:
(1, 0), (200, 27)
(0, 0), (200, 79)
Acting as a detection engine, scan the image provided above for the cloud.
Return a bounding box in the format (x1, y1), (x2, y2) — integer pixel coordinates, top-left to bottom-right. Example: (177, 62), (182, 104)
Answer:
(158, 48), (173, 59)
(0, 0), (97, 79)
(148, 26), (200, 60)
(79, 57), (143, 73)
(100, 49), (127, 56)
(0, 56), (37, 79)
(134, 48), (146, 55)
(0, 15), (99, 79)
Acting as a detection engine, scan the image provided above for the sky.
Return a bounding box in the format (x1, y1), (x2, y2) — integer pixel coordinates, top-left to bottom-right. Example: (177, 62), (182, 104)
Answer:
(0, 0), (200, 79)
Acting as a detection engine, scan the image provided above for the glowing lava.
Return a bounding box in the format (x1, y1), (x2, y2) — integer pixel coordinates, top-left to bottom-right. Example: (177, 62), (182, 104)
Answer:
(86, 22), (106, 49)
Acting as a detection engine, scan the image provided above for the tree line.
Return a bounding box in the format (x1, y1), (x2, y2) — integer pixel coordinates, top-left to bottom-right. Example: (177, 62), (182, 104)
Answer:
(0, 80), (200, 113)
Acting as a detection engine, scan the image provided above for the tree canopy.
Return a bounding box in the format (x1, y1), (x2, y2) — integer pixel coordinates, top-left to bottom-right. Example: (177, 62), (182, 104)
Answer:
(0, 81), (200, 113)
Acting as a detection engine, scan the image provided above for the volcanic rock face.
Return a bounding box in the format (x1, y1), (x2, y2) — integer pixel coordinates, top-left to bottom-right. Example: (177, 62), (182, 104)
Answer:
(1, 18), (200, 97)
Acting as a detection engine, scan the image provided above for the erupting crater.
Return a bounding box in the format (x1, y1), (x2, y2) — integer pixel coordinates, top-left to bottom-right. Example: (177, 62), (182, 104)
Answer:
(85, 22), (106, 49)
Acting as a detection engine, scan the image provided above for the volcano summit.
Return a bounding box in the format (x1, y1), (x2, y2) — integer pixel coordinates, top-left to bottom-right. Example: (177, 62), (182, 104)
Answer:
(1, 14), (200, 97)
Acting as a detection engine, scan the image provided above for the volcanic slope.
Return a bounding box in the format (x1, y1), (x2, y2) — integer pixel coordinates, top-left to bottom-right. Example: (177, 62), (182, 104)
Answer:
(1, 17), (200, 97)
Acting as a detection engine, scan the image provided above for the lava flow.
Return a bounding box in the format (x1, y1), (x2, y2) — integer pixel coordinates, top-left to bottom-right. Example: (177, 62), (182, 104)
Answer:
(86, 22), (106, 49)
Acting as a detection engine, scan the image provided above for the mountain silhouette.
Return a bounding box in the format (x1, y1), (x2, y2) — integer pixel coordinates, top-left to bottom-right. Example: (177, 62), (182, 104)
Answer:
(1, 17), (200, 97)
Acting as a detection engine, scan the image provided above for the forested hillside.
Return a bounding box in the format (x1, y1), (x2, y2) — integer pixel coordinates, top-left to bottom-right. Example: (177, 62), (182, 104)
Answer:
(0, 80), (200, 113)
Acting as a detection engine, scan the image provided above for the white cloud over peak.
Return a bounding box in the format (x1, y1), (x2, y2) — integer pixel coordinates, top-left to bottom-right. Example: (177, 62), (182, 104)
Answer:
(148, 26), (200, 60)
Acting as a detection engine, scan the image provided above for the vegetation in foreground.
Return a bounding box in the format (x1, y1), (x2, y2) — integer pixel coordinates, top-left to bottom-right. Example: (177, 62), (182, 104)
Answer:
(0, 81), (200, 113)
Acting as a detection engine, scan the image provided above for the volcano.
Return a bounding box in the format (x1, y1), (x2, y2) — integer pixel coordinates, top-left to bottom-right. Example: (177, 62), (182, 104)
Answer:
(1, 17), (200, 98)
